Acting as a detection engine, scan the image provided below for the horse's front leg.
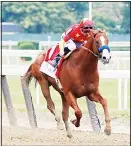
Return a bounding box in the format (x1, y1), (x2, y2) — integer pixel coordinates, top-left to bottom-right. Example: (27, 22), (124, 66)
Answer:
(61, 96), (72, 138)
(66, 92), (82, 127)
(99, 97), (111, 135)
(88, 91), (111, 135)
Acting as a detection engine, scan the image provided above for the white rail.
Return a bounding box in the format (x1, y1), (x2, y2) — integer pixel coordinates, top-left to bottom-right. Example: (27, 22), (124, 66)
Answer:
(2, 64), (130, 110)
(2, 41), (130, 49)
(2, 65), (130, 78)
(2, 49), (130, 56)
(2, 49), (130, 70)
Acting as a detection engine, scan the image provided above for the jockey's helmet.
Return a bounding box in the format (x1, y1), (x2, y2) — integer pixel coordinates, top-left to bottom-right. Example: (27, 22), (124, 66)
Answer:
(80, 18), (94, 33)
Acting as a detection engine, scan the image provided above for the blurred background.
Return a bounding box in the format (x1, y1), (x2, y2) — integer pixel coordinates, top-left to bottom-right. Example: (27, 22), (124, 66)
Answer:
(2, 2), (130, 42)
(2, 2), (130, 124)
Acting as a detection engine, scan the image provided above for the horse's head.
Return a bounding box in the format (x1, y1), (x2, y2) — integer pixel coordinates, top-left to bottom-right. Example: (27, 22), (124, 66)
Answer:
(88, 29), (111, 64)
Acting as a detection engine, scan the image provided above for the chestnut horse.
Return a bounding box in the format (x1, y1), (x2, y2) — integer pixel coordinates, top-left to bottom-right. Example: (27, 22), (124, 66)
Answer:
(22, 30), (111, 138)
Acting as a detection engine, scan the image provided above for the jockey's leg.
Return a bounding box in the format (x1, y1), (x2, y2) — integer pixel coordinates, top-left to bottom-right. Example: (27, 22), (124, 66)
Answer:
(65, 39), (76, 51)
(49, 40), (76, 68)
(64, 47), (70, 55)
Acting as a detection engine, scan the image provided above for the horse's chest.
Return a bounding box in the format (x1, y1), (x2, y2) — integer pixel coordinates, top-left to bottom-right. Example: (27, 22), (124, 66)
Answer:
(85, 82), (98, 93)
(73, 82), (98, 97)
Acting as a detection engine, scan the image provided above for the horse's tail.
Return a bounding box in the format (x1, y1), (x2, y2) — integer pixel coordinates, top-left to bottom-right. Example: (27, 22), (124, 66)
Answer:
(21, 64), (33, 88)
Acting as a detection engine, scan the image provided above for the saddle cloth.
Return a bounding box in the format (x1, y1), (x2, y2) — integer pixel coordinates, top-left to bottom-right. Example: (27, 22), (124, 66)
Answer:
(40, 44), (64, 79)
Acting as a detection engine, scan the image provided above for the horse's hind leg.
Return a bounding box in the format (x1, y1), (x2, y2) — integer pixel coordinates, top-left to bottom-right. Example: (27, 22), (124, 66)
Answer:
(35, 76), (60, 123)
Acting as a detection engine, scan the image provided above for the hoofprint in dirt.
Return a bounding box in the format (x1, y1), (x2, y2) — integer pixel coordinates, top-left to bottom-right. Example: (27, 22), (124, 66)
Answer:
(2, 110), (130, 145)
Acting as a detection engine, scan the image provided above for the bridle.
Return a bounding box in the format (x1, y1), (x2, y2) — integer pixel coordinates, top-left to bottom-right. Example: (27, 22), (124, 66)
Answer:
(82, 31), (109, 59)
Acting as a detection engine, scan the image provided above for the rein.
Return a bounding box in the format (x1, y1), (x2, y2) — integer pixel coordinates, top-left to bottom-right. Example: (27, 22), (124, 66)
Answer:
(81, 45), (101, 58)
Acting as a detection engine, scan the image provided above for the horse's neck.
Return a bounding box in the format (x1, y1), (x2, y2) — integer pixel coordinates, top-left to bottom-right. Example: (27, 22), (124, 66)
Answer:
(84, 35), (95, 53)
(79, 48), (98, 72)
(71, 38), (98, 73)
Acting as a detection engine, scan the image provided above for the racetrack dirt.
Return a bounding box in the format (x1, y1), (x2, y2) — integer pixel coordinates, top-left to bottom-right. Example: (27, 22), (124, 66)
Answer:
(3, 126), (130, 145)
(2, 110), (130, 145)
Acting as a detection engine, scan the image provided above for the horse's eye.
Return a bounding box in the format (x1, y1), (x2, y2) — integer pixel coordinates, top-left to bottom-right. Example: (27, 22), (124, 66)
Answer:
(96, 41), (99, 44)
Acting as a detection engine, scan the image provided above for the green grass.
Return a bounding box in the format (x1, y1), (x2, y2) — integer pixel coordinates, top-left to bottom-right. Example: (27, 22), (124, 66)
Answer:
(2, 76), (130, 112)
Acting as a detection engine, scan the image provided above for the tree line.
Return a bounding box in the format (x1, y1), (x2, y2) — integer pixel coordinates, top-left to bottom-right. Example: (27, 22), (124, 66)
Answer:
(2, 2), (130, 34)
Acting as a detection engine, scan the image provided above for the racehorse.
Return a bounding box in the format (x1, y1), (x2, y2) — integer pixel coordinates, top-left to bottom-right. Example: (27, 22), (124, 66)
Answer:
(21, 29), (111, 138)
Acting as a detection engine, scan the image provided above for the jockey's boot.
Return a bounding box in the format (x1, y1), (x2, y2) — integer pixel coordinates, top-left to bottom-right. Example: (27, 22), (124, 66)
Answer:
(49, 53), (62, 68)
(49, 48), (70, 68)
(64, 47), (70, 55)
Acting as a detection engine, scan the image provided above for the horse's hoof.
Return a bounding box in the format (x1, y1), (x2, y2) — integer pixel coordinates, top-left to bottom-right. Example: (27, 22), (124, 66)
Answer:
(67, 134), (73, 139)
(70, 119), (80, 127)
(104, 128), (111, 135)
(55, 116), (60, 123)
(57, 122), (64, 130)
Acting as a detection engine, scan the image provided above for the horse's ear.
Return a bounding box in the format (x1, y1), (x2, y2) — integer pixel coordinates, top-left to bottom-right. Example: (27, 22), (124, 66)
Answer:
(103, 29), (107, 33)
(103, 29), (106, 32)
(97, 28), (102, 32)
(97, 28), (107, 34)
(92, 29), (98, 34)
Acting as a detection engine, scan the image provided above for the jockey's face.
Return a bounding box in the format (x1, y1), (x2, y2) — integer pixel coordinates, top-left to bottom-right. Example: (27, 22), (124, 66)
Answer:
(81, 26), (94, 36)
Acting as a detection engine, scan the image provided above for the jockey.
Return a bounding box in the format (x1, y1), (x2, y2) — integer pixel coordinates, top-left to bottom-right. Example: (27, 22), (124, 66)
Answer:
(50, 18), (95, 68)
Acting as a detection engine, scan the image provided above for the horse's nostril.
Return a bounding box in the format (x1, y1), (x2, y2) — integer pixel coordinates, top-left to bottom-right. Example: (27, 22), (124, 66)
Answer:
(103, 56), (106, 60)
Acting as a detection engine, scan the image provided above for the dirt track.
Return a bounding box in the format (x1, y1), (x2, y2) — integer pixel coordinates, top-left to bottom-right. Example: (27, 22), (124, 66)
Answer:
(3, 126), (130, 145)
(2, 111), (130, 145)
